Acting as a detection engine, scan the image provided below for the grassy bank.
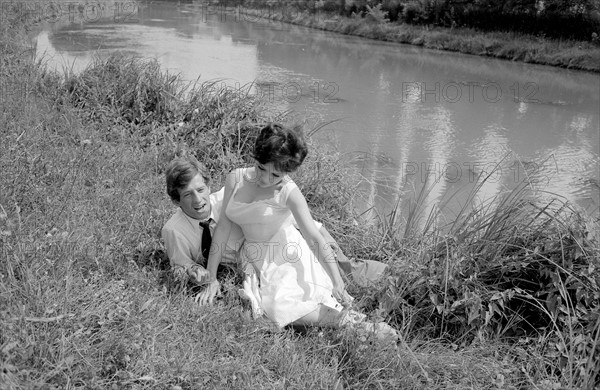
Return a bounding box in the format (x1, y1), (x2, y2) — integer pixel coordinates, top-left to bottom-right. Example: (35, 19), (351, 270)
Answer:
(236, 6), (600, 73)
(1, 13), (599, 390)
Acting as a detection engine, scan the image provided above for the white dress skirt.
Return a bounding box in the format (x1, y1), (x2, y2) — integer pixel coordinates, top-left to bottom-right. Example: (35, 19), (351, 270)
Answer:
(226, 169), (343, 327)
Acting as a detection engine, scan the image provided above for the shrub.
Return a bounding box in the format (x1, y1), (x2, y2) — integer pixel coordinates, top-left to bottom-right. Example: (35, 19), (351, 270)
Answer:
(381, 0), (403, 21)
(55, 53), (185, 125)
(365, 3), (390, 23)
(314, 0), (342, 13)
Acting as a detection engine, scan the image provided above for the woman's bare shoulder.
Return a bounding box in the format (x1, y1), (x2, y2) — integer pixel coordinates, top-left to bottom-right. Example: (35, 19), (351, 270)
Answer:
(226, 167), (249, 183)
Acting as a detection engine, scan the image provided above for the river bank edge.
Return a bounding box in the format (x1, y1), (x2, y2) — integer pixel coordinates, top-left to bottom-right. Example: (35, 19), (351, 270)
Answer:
(16, 0), (600, 73)
(234, 6), (600, 73)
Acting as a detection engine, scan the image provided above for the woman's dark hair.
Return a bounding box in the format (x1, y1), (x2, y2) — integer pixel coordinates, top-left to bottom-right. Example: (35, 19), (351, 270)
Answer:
(253, 123), (308, 173)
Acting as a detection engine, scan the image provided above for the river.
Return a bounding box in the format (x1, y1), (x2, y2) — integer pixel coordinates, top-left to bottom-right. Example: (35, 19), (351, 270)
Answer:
(33, 1), (600, 226)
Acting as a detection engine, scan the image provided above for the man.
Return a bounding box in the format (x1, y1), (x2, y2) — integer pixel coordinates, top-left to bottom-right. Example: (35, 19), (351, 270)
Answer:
(161, 156), (241, 286)
(161, 156), (387, 292)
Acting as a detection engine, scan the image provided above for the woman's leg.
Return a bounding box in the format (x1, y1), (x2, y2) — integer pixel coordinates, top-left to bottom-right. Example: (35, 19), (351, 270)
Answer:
(292, 305), (399, 342)
(292, 304), (344, 328)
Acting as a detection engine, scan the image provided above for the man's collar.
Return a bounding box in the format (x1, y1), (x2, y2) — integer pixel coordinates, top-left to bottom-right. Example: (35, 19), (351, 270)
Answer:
(208, 207), (217, 222)
(178, 208), (210, 227)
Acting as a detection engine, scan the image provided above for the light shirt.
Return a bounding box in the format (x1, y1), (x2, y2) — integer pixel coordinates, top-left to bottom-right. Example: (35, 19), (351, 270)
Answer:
(161, 188), (243, 269)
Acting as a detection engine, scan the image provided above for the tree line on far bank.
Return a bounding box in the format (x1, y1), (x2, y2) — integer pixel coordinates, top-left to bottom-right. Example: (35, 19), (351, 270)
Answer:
(219, 0), (600, 42)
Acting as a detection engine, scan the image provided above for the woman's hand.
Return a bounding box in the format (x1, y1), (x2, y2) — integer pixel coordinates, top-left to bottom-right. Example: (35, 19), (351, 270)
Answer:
(332, 278), (353, 308)
(195, 279), (221, 305)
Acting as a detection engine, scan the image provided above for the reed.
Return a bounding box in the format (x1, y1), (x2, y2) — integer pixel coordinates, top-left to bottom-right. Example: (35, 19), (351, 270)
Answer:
(376, 163), (600, 387)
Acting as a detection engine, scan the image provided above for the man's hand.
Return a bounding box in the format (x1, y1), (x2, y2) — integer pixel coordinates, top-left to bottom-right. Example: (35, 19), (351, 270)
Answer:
(172, 266), (188, 284)
(187, 264), (209, 285)
(195, 280), (221, 305)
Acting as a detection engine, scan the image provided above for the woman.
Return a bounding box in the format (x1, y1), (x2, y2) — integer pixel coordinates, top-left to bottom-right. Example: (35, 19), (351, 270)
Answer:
(198, 123), (397, 338)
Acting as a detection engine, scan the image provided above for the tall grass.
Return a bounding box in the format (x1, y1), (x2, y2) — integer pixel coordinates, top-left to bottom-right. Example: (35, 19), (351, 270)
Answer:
(375, 167), (600, 388)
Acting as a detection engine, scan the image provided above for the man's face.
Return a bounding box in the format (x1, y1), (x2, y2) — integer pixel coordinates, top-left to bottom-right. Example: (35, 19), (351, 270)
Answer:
(174, 173), (211, 220)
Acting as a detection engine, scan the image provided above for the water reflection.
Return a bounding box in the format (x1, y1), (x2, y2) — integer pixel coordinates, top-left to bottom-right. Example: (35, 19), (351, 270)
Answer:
(470, 125), (509, 210)
(35, 1), (600, 220)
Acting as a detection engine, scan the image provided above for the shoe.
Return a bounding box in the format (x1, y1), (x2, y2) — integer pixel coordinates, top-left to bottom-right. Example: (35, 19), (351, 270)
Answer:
(338, 309), (367, 327)
(353, 321), (399, 342)
(339, 309), (399, 343)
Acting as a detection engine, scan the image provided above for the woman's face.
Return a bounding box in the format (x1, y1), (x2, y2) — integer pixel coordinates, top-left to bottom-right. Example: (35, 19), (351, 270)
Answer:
(255, 161), (286, 188)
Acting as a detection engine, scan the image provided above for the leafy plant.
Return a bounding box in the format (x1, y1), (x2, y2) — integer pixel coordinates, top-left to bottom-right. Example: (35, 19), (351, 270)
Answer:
(365, 3), (390, 23)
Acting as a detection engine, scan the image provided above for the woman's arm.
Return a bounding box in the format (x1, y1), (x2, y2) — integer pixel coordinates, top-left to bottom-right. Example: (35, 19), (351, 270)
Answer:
(196, 170), (238, 305)
(319, 225), (341, 253)
(287, 187), (351, 306)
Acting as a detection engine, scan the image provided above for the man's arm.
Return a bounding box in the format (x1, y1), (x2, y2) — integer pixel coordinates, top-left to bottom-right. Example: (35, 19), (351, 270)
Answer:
(161, 227), (208, 284)
(162, 227), (196, 269)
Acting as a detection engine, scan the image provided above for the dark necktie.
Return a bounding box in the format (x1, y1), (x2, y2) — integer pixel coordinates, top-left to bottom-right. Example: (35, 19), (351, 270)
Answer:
(199, 219), (212, 260)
